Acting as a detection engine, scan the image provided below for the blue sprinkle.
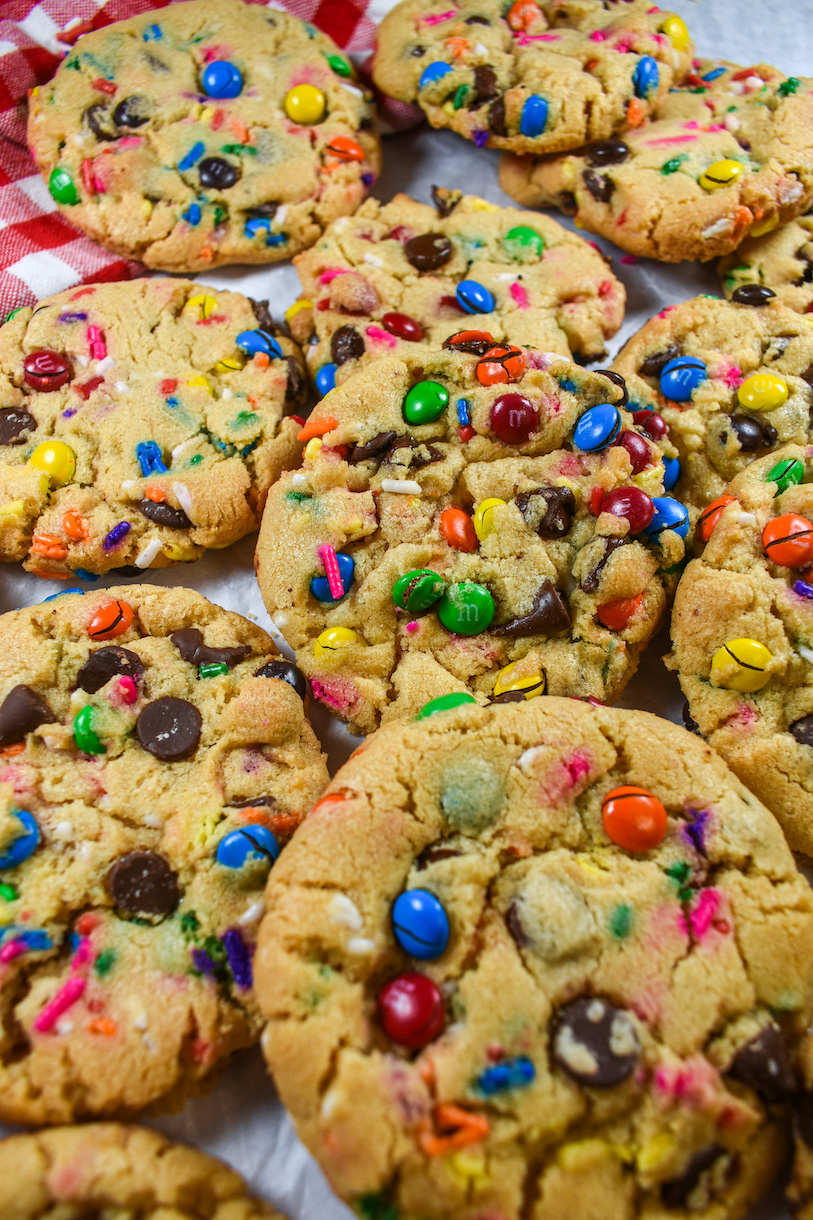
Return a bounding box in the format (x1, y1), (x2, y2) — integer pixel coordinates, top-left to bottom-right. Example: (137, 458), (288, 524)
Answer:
(178, 142), (205, 172)
(103, 521), (131, 551)
(266, 233), (286, 247)
(191, 947), (217, 977)
(75, 569), (100, 582)
(794, 580), (813, 600)
(21, 929), (51, 951)
(473, 130), (489, 148)
(456, 399), (472, 427)
(222, 927), (253, 989)
(701, 67), (726, 82)
(43, 587), (84, 601)
(210, 436), (235, 456)
(304, 22), (317, 37)
(68, 931), (81, 952)
(166, 396), (179, 407)
(361, 172), (375, 187)
(59, 312), (87, 322)
(245, 217), (271, 239)
(520, 94), (549, 138)
(182, 203), (201, 226)
(419, 61), (452, 89)
(477, 1056), (536, 1095)
(559, 378), (577, 392)
(62, 407), (77, 418)
(136, 440), (167, 476)
(315, 363), (337, 396)
(143, 23), (162, 40)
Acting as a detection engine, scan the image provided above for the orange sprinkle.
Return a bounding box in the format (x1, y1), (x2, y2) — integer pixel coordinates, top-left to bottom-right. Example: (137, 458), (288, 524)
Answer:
(347, 742), (368, 761)
(0, 743), (25, 758)
(145, 486), (167, 503)
(229, 116), (250, 143)
(76, 912), (99, 935)
(253, 351), (270, 370)
(626, 97), (646, 127)
(418, 1059), (436, 1088)
(297, 415), (338, 442)
(445, 35), (470, 58)
(733, 205), (753, 235)
(199, 247), (214, 262)
(61, 510), (88, 541)
(311, 792), (350, 816)
(87, 1017), (118, 1037)
(268, 812), (300, 838)
(418, 1105), (489, 1156)
(31, 534), (67, 560)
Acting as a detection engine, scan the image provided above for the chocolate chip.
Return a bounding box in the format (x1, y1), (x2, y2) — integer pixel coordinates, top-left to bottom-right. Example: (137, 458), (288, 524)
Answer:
(348, 431), (398, 465)
(199, 157), (239, 190)
(386, 435), (444, 468)
(639, 345), (680, 377)
(443, 333), (493, 356)
(583, 169), (614, 202)
(84, 103), (118, 141)
(470, 65), (499, 106)
(802, 365), (813, 387)
(682, 701), (702, 737)
(729, 414), (777, 452)
(465, 14), (490, 23)
(284, 355), (305, 404)
(170, 628), (251, 670)
(77, 646), (144, 694)
(661, 1146), (730, 1210)
(552, 996), (640, 1086)
(254, 659), (308, 701)
(0, 685), (52, 748)
(106, 850), (179, 917)
(581, 536), (628, 593)
(410, 44), (426, 56)
(416, 845), (462, 870)
(488, 96), (507, 137)
(111, 565), (143, 578)
(727, 1024), (795, 1103)
(0, 407), (36, 446)
(230, 794), (276, 809)
(331, 325), (365, 365)
(492, 578), (571, 637)
(112, 94), (150, 127)
(405, 232), (453, 271)
(137, 499), (192, 529)
(516, 487), (576, 539)
(798, 1091), (813, 1150)
(143, 51), (169, 72)
(731, 284), (776, 306)
(431, 185), (462, 216)
(593, 369), (628, 407)
(250, 297), (276, 332)
(585, 139), (629, 166)
(790, 714), (813, 747)
(491, 690), (527, 704)
(506, 900), (531, 946)
(136, 697), (202, 761)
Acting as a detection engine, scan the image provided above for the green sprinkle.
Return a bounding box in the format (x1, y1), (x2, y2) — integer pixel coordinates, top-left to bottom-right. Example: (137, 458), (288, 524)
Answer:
(213, 205), (227, 226)
(221, 143), (258, 155)
(94, 948), (116, 976)
(232, 410), (258, 426)
(0, 883), (18, 902)
(661, 154), (688, 175)
(286, 490), (311, 503)
(453, 84), (469, 110)
(65, 59), (80, 70)
(779, 78), (800, 97)
(609, 904), (633, 939)
(199, 661), (229, 678)
(665, 861), (691, 884)
(766, 457), (804, 495)
(357, 1194), (398, 1220)
(326, 53), (351, 77)
(181, 912), (200, 937)
(190, 454), (204, 465)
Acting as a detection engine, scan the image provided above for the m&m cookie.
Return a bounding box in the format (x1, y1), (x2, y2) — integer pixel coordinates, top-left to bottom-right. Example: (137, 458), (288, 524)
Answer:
(255, 697), (813, 1220)
(720, 207), (813, 314)
(0, 585), (327, 1123)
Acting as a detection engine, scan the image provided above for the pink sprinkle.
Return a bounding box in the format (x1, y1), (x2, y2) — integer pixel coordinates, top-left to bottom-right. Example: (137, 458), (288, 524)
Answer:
(706, 124), (725, 132)
(565, 750), (591, 786)
(684, 121), (701, 130)
(0, 939), (26, 964)
(117, 675), (138, 705)
(689, 889), (720, 940)
(405, 621), (419, 633)
(509, 282), (529, 309)
(71, 937), (93, 969)
(365, 324), (397, 348)
(317, 544), (345, 599)
(614, 37), (633, 52)
(658, 305), (677, 316)
(87, 325), (106, 360)
(310, 676), (361, 716)
(422, 9), (456, 24)
(318, 267), (350, 284)
(620, 254), (639, 265)
(644, 134), (696, 146)
(35, 975), (86, 1033)
(525, 351), (553, 370)
(516, 32), (560, 43)
(117, 136), (142, 149)
(589, 29), (607, 40)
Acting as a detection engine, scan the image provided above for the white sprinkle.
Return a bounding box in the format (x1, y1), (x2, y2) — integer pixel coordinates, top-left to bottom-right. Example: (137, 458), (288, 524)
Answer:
(79, 841), (94, 861)
(798, 645), (813, 665)
(69, 689), (90, 713)
(42, 735), (62, 751)
(347, 936), (376, 955)
(143, 813), (163, 829)
(143, 1034), (159, 1053)
(53, 821), (74, 841)
(321, 1091), (337, 1119)
(75, 353), (89, 367)
(134, 1012), (148, 1030)
(702, 217), (733, 239)
(724, 112), (740, 133)
(341, 82), (364, 98)
(291, 472), (308, 488)
(172, 482), (195, 524)
(745, 75), (763, 89)
(729, 81), (745, 94)
(114, 380), (129, 393)
(56, 1019), (74, 1036)
(135, 538), (163, 569)
(382, 478), (421, 495)
(494, 272), (515, 281)
(782, 182), (804, 204)
(239, 899), (265, 926)
(221, 387), (233, 399)
(94, 355), (114, 374)
(474, 41), (488, 55)
(737, 512), (757, 526)
(171, 438), (196, 460)
(516, 746), (545, 775)
(121, 479), (135, 491)
(363, 253), (383, 267)
(329, 893), (363, 930)
(275, 205), (287, 226)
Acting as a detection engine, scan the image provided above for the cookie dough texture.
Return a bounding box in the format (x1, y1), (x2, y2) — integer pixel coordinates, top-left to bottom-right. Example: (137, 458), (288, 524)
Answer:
(289, 191), (625, 384)
(611, 295), (813, 515)
(720, 209), (813, 314)
(668, 447), (813, 859)
(0, 278), (305, 578)
(27, 0), (380, 272)
(789, 1034), (813, 1219)
(372, 0), (692, 156)
(0, 584), (328, 1124)
(256, 698), (813, 1220)
(255, 347), (682, 734)
(0, 1124), (285, 1220)
(501, 60), (813, 263)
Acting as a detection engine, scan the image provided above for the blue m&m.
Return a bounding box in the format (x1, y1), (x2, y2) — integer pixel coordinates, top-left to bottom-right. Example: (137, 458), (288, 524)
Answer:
(419, 62), (452, 89)
(216, 824), (279, 869)
(456, 280), (495, 314)
(477, 1055), (536, 1095)
(0, 810), (40, 870)
(310, 552), (355, 602)
(662, 455), (680, 491)
(315, 363), (337, 396)
(660, 356), (706, 401)
(392, 889), (450, 959)
(201, 60), (243, 99)
(644, 496), (690, 541)
(236, 329), (283, 359)
(520, 95), (549, 137)
(573, 403), (621, 452)
(633, 56), (659, 99)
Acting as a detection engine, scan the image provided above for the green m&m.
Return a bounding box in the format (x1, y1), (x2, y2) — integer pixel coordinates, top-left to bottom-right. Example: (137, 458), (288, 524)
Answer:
(393, 569), (446, 614)
(403, 380), (449, 425)
(49, 167), (79, 205)
(503, 225), (544, 259)
(766, 457), (804, 496)
(438, 581), (495, 636)
(73, 705), (106, 755)
(416, 692), (477, 719)
(326, 54), (351, 77)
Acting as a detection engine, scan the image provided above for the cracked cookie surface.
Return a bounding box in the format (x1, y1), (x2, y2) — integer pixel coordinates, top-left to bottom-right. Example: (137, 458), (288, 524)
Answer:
(668, 446), (813, 859)
(255, 346), (684, 734)
(255, 697), (813, 1220)
(288, 190), (625, 388)
(501, 60), (813, 263)
(720, 208), (813, 314)
(27, 0), (380, 272)
(0, 584), (327, 1124)
(372, 0), (692, 156)
(0, 278), (304, 578)
(0, 1123), (286, 1220)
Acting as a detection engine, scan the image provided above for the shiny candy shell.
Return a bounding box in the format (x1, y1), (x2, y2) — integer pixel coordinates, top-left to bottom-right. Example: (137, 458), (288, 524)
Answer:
(48, 167), (79, 205)
(73, 704), (106, 755)
(476, 345), (525, 386)
(284, 84), (326, 124)
(416, 692), (477, 719)
(660, 356), (706, 401)
(643, 496), (689, 541)
(381, 312), (423, 342)
(314, 626), (363, 658)
(633, 56), (659, 98)
(710, 638), (772, 693)
(236, 329), (283, 359)
(573, 403), (621, 452)
(599, 486), (654, 534)
(473, 497), (506, 542)
(698, 494), (736, 542)
(660, 14), (690, 50)
(201, 60), (243, 99)
(419, 62), (452, 89)
(315, 363), (337, 396)
(24, 349), (71, 391)
(393, 569), (446, 613)
(699, 159), (744, 191)
(767, 457), (804, 495)
(88, 599), (133, 640)
(520, 95), (548, 137)
(762, 513), (813, 567)
(456, 280), (495, 314)
(602, 785), (667, 852)
(0, 809), (40, 870)
(490, 393), (538, 445)
(379, 972), (445, 1046)
(310, 552), (355, 601)
(617, 430), (651, 475)
(438, 581), (495, 635)
(504, 225), (544, 258)
(662, 455), (680, 492)
(492, 661), (546, 700)
(402, 380), (449, 425)
(392, 889), (450, 959)
(27, 440), (76, 486)
(737, 372), (788, 412)
(439, 507), (478, 552)
(216, 823), (280, 869)
(597, 593), (643, 632)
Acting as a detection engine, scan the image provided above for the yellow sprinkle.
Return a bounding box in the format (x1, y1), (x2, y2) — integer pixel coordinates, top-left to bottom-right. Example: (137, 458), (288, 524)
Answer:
(442, 100), (456, 116)
(573, 216), (585, 229)
(304, 438), (322, 461)
(469, 199), (500, 212)
(285, 300), (313, 325)
(558, 1139), (614, 1172)
(636, 1133), (675, 1174)
(561, 161), (577, 187)
(200, 105), (215, 121)
(141, 199), (153, 217)
(0, 499), (25, 524)
(31, 87), (39, 98)
(186, 376), (213, 395)
(449, 1149), (490, 1183)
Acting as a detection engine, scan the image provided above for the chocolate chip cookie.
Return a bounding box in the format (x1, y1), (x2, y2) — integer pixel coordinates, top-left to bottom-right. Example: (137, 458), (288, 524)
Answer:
(0, 584), (327, 1124)
(720, 208), (813, 314)
(0, 277), (304, 578)
(255, 697), (813, 1220)
(27, 0), (380, 272)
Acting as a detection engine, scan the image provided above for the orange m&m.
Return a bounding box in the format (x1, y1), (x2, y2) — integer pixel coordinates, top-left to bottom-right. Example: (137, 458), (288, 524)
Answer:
(698, 494), (736, 542)
(762, 513), (813, 567)
(507, 0), (539, 30)
(476, 345), (525, 387)
(597, 593), (644, 632)
(88, 599), (134, 641)
(602, 785), (667, 852)
(439, 507), (478, 553)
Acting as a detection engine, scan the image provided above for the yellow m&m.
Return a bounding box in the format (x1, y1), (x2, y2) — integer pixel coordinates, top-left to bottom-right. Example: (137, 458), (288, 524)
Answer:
(473, 497), (506, 542)
(184, 293), (218, 319)
(492, 662), (546, 701)
(27, 440), (75, 486)
(314, 626), (363, 658)
(660, 15), (689, 50)
(284, 84), (326, 125)
(698, 160), (744, 192)
(710, 638), (772, 693)
(737, 372), (788, 412)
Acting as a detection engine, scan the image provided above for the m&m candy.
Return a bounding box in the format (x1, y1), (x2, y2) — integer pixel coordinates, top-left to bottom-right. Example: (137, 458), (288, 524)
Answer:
(283, 84), (326, 124)
(378, 972), (445, 1046)
(456, 280), (495, 314)
(698, 495), (735, 542)
(599, 487), (654, 534)
(476, 345), (525, 386)
(633, 56), (659, 98)
(88, 600), (133, 640)
(416, 692), (477, 719)
(310, 552), (355, 601)
(438, 582), (495, 635)
(381, 312), (423, 342)
(236, 329), (283, 359)
(573, 403), (621, 452)
(660, 356), (706, 401)
(392, 889), (450, 959)
(314, 627), (363, 658)
(602, 785), (667, 852)
(504, 226), (544, 258)
(403, 380), (449, 425)
(520, 94), (548, 137)
(597, 593), (644, 632)
(737, 373), (788, 412)
(0, 810), (40, 870)
(762, 514), (813, 567)
(23, 349), (71, 391)
(393, 569), (445, 613)
(216, 824), (279, 869)
(643, 497), (689, 541)
(419, 62), (452, 89)
(473, 498), (506, 542)
(72, 705), (106, 755)
(698, 159), (744, 192)
(48, 167), (78, 205)
(492, 662), (546, 701)
(617, 430), (652, 475)
(439, 507), (478, 552)
(710, 638), (772, 693)
(660, 14), (689, 50)
(766, 457), (804, 494)
(490, 393), (538, 445)
(201, 60), (243, 99)
(27, 440), (76, 486)
(662, 455), (680, 491)
(315, 364), (337, 396)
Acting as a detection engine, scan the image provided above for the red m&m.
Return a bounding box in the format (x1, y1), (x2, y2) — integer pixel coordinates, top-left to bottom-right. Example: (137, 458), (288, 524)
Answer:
(379, 972), (445, 1047)
(602, 785), (667, 852)
(762, 514), (813, 567)
(599, 487), (654, 534)
(490, 393), (538, 444)
(23, 349), (71, 392)
(698, 494), (736, 542)
(381, 312), (423, 342)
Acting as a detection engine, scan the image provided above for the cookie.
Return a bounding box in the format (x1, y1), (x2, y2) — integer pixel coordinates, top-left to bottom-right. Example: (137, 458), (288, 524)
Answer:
(720, 208), (813, 314)
(789, 1034), (813, 1219)
(27, 0), (380, 273)
(666, 445), (813, 859)
(0, 584), (327, 1124)
(372, 0), (692, 156)
(255, 696), (813, 1220)
(0, 277), (305, 579)
(500, 60), (813, 263)
(288, 190), (626, 391)
(255, 343), (686, 735)
(0, 1123), (286, 1220)
(610, 294), (813, 516)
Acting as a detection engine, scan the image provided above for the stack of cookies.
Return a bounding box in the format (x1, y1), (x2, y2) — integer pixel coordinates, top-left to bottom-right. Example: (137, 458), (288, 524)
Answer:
(2, 2), (813, 1219)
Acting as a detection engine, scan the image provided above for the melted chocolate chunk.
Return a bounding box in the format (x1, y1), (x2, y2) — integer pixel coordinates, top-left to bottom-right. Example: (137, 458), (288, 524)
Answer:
(492, 578), (571, 637)
(106, 850), (179, 917)
(470, 65), (499, 106)
(581, 536), (628, 593)
(84, 103), (118, 141)
(112, 94), (150, 127)
(0, 685), (52, 747)
(431, 185), (462, 217)
(790, 714), (813, 747)
(348, 430), (398, 465)
(137, 499), (192, 529)
(798, 1091), (813, 1150)
(490, 690), (527, 704)
(553, 996), (640, 1086)
(230, 794), (276, 809)
(801, 365), (813, 387)
(385, 435), (444, 468)
(729, 414), (777, 452)
(415, 845), (462, 870)
(410, 44), (426, 56)
(250, 297), (276, 332)
(254, 659), (308, 701)
(77, 646), (144, 694)
(136, 697), (202, 761)
(465, 13), (490, 23)
(682, 701), (702, 737)
(585, 139), (629, 166)
(583, 169), (614, 202)
(593, 369), (628, 406)
(488, 96), (507, 137)
(506, 900), (531, 946)
(442, 333), (493, 356)
(405, 232), (453, 271)
(639, 345), (680, 377)
(284, 355), (305, 404)
(331, 325), (365, 365)
(661, 1146), (730, 1211)
(728, 1024), (795, 1103)
(170, 627), (251, 670)
(0, 407), (37, 446)
(516, 487), (576, 539)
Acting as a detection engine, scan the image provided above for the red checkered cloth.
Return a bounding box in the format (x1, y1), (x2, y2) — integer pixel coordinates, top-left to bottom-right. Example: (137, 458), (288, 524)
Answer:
(0, 0), (413, 317)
